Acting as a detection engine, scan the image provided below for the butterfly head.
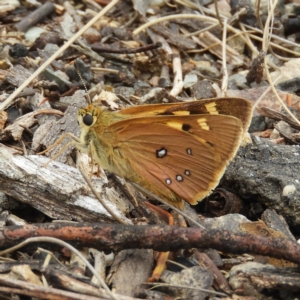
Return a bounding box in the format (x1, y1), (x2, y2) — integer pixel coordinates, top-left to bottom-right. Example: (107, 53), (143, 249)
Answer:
(77, 105), (102, 128)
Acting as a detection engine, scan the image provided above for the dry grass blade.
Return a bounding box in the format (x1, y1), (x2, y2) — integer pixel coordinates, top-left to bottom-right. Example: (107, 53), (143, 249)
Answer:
(133, 14), (220, 36)
(258, 107), (300, 131)
(0, 0), (120, 111)
(145, 282), (227, 296)
(256, 0), (300, 126)
(169, 47), (183, 96)
(244, 25), (300, 56)
(0, 237), (119, 300)
(221, 18), (228, 96)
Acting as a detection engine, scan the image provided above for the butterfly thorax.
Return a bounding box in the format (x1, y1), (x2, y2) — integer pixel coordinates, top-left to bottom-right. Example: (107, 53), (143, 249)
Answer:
(77, 105), (131, 174)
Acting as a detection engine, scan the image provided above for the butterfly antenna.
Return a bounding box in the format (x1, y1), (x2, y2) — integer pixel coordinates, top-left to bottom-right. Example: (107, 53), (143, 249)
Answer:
(74, 59), (91, 104)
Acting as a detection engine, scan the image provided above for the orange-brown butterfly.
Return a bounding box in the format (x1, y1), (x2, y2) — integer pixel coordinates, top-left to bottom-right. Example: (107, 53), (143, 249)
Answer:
(45, 97), (252, 210)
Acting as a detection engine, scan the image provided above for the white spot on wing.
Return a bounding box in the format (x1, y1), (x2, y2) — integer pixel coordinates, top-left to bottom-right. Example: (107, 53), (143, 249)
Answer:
(176, 175), (183, 182)
(156, 148), (167, 158)
(166, 178), (172, 185)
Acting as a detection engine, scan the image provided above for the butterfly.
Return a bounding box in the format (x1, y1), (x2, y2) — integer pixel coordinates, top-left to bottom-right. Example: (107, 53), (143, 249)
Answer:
(71, 97), (252, 210)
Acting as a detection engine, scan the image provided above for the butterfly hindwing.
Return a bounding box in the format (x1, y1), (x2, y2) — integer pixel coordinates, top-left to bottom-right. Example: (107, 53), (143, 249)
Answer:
(106, 113), (243, 206)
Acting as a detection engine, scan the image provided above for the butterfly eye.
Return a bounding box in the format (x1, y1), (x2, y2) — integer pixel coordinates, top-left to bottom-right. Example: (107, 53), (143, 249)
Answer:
(83, 114), (94, 126)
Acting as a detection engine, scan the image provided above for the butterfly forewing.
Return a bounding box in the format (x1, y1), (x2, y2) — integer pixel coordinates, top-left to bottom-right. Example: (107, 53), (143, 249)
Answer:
(106, 114), (243, 207)
(118, 98), (252, 133)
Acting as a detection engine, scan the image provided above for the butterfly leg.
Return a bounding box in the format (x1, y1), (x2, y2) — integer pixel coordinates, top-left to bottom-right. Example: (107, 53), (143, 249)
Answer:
(38, 133), (81, 167)
(86, 140), (107, 178)
(78, 140), (133, 224)
(119, 178), (139, 209)
(146, 202), (173, 282)
(38, 132), (80, 155)
(131, 182), (205, 229)
(78, 162), (130, 225)
(110, 157), (140, 210)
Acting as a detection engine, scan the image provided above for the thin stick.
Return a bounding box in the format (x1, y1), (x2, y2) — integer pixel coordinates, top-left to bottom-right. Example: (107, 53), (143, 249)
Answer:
(213, 0), (223, 27)
(133, 14), (220, 36)
(184, 8), (247, 38)
(262, 0), (274, 52)
(91, 42), (162, 54)
(0, 236), (118, 300)
(185, 23), (217, 37)
(252, 75), (281, 111)
(169, 47), (183, 96)
(244, 24), (300, 51)
(145, 282), (227, 296)
(187, 30), (255, 54)
(0, 0), (120, 111)
(133, 12), (252, 53)
(255, 0), (264, 31)
(263, 60), (300, 125)
(221, 18), (228, 96)
(248, 33), (300, 57)
(259, 0), (300, 125)
(239, 23), (259, 57)
(91, 67), (119, 74)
